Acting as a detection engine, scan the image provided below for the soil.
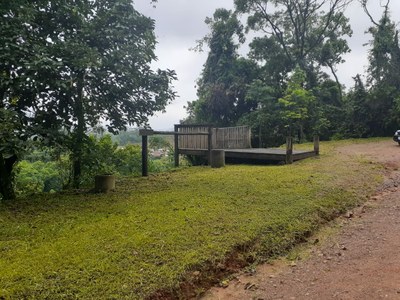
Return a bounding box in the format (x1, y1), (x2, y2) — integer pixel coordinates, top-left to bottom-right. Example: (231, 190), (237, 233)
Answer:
(201, 140), (400, 300)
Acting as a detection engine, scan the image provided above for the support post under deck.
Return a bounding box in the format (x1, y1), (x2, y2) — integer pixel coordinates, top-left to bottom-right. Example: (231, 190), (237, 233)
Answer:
(141, 135), (148, 177)
(174, 124), (179, 167)
(207, 126), (213, 164)
(314, 136), (320, 155)
(286, 137), (293, 164)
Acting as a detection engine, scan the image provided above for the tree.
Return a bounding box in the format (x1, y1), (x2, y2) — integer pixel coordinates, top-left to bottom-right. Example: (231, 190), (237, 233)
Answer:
(0, 111), (22, 200)
(312, 78), (344, 139)
(238, 80), (285, 147)
(235, 0), (352, 88)
(360, 0), (400, 135)
(278, 66), (316, 141)
(0, 0), (176, 199)
(342, 74), (369, 137)
(362, 1), (399, 86)
(38, 0), (176, 188)
(0, 0), (60, 200)
(319, 30), (350, 101)
(186, 9), (259, 126)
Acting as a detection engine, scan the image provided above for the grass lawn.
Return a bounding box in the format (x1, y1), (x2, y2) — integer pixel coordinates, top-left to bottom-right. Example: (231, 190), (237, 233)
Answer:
(0, 139), (383, 299)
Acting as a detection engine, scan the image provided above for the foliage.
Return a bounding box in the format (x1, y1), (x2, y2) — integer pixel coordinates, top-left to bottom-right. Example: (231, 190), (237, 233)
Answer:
(187, 1), (355, 145)
(342, 75), (370, 138)
(278, 66), (316, 141)
(15, 160), (64, 196)
(235, 0), (352, 87)
(79, 134), (158, 184)
(115, 144), (142, 176)
(38, 0), (177, 187)
(0, 139), (382, 299)
(0, 0), (176, 198)
(0, 110), (27, 200)
(238, 80), (285, 147)
(0, 1), (27, 200)
(232, 0), (353, 144)
(185, 9), (259, 126)
(80, 135), (119, 184)
(0, 1), (69, 200)
(363, 6), (400, 136)
(186, 0), (400, 145)
(13, 133), (175, 196)
(312, 79), (344, 139)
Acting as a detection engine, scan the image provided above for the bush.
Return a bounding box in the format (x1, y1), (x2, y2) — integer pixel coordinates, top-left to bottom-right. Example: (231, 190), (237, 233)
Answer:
(15, 161), (63, 196)
(14, 134), (178, 196)
(115, 144), (142, 176)
(79, 135), (119, 185)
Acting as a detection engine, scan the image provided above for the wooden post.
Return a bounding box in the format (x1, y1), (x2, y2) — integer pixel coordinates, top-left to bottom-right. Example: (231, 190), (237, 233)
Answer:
(174, 124), (179, 167)
(286, 137), (293, 164)
(207, 126), (213, 164)
(314, 136), (320, 155)
(141, 135), (148, 177)
(210, 150), (225, 168)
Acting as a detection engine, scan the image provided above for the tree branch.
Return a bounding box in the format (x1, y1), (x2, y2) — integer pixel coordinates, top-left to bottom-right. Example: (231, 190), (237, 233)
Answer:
(253, 0), (293, 64)
(305, 0), (351, 58)
(359, 0), (379, 26)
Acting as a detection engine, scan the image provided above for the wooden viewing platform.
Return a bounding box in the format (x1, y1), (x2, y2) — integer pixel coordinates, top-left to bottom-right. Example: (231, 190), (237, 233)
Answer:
(139, 124), (319, 176)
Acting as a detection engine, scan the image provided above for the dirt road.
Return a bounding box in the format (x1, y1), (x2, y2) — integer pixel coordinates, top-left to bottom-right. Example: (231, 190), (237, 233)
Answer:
(202, 140), (400, 300)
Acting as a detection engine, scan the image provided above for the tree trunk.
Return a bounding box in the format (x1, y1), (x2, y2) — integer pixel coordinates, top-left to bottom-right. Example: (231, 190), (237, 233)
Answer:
(299, 124), (305, 143)
(328, 63), (343, 102)
(0, 154), (17, 201)
(72, 71), (86, 189)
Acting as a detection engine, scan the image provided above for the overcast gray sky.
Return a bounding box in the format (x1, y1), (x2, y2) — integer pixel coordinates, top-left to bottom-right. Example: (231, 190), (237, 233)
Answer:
(134, 0), (400, 130)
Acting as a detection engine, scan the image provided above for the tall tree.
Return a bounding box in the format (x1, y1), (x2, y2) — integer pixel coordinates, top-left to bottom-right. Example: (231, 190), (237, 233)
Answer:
(235, 0), (352, 88)
(343, 74), (369, 137)
(186, 9), (259, 126)
(0, 0), (176, 199)
(41, 0), (176, 188)
(361, 0), (400, 135)
(365, 4), (400, 86)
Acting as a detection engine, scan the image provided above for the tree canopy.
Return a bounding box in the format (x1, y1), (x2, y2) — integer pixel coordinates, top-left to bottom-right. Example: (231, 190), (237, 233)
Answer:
(236, 0), (352, 88)
(185, 9), (258, 126)
(187, 0), (400, 147)
(0, 0), (176, 199)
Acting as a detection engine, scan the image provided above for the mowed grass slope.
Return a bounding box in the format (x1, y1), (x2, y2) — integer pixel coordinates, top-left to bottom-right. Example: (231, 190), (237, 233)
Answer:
(0, 140), (382, 299)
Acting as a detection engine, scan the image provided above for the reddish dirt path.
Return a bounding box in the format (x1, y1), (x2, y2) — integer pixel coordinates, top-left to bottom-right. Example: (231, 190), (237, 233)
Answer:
(202, 140), (400, 300)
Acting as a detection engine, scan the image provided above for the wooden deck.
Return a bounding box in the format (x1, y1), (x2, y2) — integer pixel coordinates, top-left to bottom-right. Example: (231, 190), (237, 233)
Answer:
(179, 148), (317, 162)
(139, 125), (320, 176)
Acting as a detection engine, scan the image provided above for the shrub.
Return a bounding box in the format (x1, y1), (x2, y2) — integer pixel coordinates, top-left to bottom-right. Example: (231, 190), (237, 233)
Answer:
(15, 161), (62, 196)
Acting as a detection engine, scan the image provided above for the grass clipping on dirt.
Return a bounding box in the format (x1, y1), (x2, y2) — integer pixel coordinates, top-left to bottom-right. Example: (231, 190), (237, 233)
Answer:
(0, 140), (383, 299)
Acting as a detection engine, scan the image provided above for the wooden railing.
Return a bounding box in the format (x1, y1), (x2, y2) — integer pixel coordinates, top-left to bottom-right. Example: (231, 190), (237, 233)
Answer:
(175, 125), (251, 150)
(212, 126), (251, 149)
(175, 125), (212, 150)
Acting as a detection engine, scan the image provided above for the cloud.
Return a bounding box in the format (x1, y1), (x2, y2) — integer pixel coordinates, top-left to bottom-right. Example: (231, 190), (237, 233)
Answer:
(136, 0), (234, 39)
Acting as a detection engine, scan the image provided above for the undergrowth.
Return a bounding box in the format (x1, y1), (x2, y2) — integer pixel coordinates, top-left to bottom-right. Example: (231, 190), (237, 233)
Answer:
(0, 139), (383, 299)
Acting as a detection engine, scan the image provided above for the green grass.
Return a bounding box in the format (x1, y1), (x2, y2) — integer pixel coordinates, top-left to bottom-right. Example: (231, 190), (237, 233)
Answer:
(0, 139), (383, 299)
